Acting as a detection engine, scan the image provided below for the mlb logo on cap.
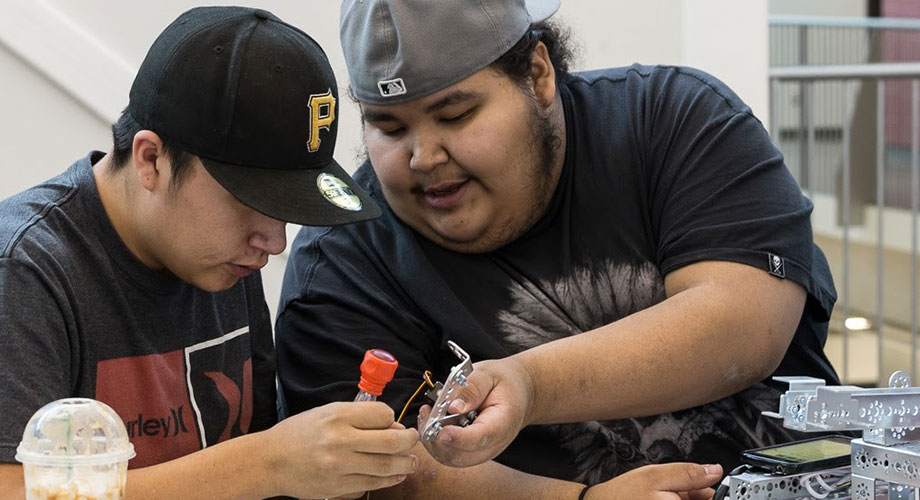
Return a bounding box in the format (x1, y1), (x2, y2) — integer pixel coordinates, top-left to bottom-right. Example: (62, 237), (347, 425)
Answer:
(377, 78), (407, 97)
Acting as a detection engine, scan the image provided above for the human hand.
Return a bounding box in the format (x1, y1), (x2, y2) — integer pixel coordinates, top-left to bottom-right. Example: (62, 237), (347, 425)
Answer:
(265, 401), (419, 499)
(585, 463), (722, 500)
(419, 357), (535, 467)
(322, 423), (408, 500)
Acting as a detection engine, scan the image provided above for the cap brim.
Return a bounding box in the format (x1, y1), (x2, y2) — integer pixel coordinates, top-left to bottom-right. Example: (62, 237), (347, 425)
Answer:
(526, 0), (560, 23)
(200, 157), (381, 226)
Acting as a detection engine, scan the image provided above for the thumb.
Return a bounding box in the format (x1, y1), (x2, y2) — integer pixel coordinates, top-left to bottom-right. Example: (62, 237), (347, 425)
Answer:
(447, 370), (492, 414)
(418, 404), (431, 426)
(654, 463), (722, 492)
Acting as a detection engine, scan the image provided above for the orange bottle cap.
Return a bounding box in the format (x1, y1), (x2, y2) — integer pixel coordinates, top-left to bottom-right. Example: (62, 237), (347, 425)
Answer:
(358, 349), (398, 396)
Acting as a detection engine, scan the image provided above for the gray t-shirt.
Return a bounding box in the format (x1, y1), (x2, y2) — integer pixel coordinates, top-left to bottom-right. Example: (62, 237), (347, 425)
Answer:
(0, 152), (277, 468)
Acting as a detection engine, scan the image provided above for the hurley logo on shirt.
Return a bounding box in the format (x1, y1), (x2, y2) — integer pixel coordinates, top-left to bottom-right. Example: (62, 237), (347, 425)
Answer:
(95, 328), (255, 468)
(125, 406), (190, 438)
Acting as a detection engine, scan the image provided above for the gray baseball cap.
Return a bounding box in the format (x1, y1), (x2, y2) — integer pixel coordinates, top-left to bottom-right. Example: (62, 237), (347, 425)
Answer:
(340, 0), (560, 105)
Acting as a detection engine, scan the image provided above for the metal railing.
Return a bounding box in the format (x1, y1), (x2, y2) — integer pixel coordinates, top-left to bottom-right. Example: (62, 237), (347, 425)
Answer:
(769, 64), (920, 386)
(771, 16), (920, 209)
(770, 15), (920, 67)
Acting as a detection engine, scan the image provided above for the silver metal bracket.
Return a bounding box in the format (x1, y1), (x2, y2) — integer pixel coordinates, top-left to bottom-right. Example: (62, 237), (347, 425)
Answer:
(750, 371), (920, 499)
(850, 439), (920, 499)
(727, 468), (853, 499)
(420, 341), (475, 443)
(765, 371), (920, 437)
(763, 376), (827, 431)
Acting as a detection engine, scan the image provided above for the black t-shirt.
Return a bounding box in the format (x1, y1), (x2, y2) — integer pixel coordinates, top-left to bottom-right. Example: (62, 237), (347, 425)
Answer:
(276, 65), (838, 484)
(0, 153), (278, 468)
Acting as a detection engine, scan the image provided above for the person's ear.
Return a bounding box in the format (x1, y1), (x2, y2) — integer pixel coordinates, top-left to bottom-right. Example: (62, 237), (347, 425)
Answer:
(131, 130), (166, 192)
(530, 41), (557, 108)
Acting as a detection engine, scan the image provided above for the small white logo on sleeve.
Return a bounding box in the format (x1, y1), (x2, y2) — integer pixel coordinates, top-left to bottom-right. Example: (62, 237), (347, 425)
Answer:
(768, 253), (785, 278)
(317, 173), (362, 211)
(377, 78), (407, 97)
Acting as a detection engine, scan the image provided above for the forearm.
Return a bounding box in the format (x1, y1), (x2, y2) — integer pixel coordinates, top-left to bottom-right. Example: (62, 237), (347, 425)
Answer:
(127, 431), (272, 500)
(0, 464), (24, 500)
(4, 440), (272, 500)
(518, 262), (804, 425)
(3, 433), (275, 500)
(518, 287), (764, 423)
(372, 443), (583, 500)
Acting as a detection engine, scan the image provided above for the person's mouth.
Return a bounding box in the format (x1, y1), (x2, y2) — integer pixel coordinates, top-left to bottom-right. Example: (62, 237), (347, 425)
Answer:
(226, 262), (264, 278)
(422, 180), (470, 209)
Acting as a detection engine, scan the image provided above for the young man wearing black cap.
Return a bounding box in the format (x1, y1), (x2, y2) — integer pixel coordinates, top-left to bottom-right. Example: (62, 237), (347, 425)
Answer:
(0, 7), (417, 500)
(275, 0), (839, 498)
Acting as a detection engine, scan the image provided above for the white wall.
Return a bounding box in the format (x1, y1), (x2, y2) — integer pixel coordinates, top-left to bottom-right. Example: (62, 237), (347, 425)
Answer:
(560, 0), (770, 123)
(0, 0), (770, 321)
(0, 45), (111, 199)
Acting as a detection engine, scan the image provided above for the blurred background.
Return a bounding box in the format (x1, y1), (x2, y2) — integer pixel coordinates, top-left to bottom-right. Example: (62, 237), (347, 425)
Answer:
(1, 0), (917, 388)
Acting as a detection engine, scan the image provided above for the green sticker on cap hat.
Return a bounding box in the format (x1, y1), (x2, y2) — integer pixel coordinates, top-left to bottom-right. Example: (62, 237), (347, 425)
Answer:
(317, 173), (362, 211)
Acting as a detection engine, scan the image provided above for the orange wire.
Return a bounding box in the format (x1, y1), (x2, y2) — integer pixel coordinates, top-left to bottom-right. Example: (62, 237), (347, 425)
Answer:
(397, 370), (435, 424)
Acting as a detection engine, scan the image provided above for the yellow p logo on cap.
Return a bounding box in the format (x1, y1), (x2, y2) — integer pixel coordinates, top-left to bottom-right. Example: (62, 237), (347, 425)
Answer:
(308, 90), (336, 152)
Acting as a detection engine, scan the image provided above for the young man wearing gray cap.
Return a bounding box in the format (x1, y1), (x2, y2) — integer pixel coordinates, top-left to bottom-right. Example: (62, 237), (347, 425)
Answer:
(276, 0), (838, 498)
(0, 7), (418, 500)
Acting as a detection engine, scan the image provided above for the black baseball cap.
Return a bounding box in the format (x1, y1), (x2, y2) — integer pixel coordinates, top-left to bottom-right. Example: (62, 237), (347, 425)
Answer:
(127, 6), (380, 226)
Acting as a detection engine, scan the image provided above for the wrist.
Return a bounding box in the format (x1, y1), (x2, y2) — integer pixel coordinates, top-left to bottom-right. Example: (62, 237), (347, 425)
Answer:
(578, 484), (591, 500)
(248, 429), (282, 497)
(539, 481), (586, 500)
(507, 352), (540, 427)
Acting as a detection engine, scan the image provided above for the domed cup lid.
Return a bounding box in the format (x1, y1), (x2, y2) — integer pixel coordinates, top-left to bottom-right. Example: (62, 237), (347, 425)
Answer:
(15, 398), (136, 466)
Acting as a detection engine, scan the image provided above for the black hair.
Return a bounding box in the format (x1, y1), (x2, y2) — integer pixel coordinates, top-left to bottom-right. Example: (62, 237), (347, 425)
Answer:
(490, 20), (575, 90)
(490, 21), (571, 179)
(109, 110), (196, 189)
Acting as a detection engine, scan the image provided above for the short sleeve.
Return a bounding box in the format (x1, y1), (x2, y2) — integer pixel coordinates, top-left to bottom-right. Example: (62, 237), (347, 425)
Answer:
(644, 68), (835, 318)
(0, 258), (72, 462)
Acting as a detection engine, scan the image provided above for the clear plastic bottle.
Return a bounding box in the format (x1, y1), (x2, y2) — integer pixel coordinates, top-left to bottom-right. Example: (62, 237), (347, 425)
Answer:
(354, 349), (398, 401)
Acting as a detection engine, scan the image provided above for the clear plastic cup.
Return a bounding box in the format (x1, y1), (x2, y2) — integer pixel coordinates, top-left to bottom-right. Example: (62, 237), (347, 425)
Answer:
(15, 398), (135, 500)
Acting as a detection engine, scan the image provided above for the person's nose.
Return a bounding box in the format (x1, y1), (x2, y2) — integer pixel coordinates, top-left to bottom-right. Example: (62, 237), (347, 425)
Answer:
(408, 128), (449, 173)
(249, 215), (287, 256)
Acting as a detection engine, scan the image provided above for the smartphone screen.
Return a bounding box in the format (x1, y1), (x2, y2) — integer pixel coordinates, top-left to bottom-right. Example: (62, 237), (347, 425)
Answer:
(752, 437), (851, 463)
(742, 436), (852, 474)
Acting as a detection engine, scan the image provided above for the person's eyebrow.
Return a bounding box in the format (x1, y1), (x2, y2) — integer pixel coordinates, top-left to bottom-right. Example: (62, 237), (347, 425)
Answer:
(424, 90), (479, 113)
(361, 90), (480, 123)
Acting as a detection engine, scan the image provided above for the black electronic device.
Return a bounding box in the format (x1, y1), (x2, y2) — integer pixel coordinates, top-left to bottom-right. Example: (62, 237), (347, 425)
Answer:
(741, 435), (853, 475)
